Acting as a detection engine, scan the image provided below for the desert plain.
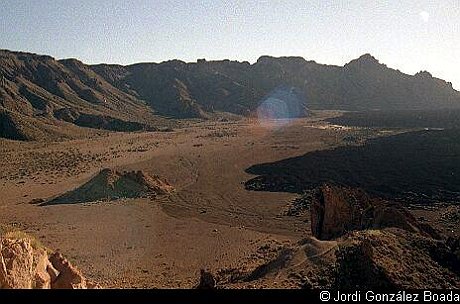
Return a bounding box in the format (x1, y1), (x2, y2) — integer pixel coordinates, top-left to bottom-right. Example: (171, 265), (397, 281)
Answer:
(1, 111), (458, 288)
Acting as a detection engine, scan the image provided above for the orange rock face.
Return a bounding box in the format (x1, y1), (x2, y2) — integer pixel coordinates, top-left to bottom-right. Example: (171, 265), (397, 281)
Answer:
(310, 184), (440, 240)
(0, 238), (97, 289)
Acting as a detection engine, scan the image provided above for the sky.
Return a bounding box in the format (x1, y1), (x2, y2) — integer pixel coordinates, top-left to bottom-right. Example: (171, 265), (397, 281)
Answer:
(1, 0), (459, 89)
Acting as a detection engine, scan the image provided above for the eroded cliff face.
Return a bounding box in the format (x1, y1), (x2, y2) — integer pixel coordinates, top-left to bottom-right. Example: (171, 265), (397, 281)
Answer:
(310, 184), (439, 240)
(0, 237), (97, 289)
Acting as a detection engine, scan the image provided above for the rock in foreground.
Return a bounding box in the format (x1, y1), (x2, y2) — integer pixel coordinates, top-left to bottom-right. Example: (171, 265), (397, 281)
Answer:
(209, 185), (458, 289)
(0, 237), (97, 289)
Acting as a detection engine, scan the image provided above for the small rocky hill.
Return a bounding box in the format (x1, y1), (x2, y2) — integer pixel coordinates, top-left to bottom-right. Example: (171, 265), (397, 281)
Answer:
(42, 168), (174, 205)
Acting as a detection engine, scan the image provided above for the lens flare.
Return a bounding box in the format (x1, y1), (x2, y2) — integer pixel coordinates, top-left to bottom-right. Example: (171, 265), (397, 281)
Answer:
(256, 86), (307, 130)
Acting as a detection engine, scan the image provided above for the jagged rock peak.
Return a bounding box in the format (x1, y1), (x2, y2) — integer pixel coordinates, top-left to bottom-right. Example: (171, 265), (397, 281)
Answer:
(346, 53), (383, 68)
(415, 70), (433, 78)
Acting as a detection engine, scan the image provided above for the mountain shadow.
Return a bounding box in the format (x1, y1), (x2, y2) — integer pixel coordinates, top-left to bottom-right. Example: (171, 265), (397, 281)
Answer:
(244, 129), (460, 204)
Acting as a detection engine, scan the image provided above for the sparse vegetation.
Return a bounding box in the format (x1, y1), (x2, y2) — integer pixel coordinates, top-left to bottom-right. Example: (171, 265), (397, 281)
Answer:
(0, 224), (46, 251)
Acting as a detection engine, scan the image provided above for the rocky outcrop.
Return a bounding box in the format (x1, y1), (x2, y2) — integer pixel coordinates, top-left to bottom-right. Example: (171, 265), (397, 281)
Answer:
(48, 252), (90, 289)
(0, 237), (96, 289)
(333, 232), (392, 289)
(310, 184), (439, 240)
(209, 185), (457, 289)
(209, 228), (459, 289)
(333, 229), (460, 289)
(42, 168), (174, 205)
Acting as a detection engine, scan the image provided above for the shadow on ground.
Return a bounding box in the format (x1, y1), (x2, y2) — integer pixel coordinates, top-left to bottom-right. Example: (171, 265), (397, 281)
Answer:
(245, 129), (460, 204)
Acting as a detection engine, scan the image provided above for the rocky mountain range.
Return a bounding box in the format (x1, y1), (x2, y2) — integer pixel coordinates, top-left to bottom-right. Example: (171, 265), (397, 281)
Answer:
(93, 53), (460, 116)
(1, 49), (459, 140)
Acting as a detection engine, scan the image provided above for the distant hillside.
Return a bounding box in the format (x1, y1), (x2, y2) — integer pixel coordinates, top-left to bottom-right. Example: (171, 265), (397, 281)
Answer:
(0, 50), (167, 140)
(1, 49), (459, 140)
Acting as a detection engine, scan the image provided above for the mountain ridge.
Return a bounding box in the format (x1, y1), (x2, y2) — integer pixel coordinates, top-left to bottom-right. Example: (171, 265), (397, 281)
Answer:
(1, 48), (459, 140)
(92, 52), (459, 113)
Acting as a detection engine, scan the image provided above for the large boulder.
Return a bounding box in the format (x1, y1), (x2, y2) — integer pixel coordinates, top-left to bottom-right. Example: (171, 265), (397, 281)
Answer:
(310, 184), (439, 240)
(0, 237), (96, 289)
(48, 252), (87, 289)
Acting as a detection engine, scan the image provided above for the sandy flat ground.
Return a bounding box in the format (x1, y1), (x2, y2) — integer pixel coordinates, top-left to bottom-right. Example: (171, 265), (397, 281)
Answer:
(2, 112), (452, 288)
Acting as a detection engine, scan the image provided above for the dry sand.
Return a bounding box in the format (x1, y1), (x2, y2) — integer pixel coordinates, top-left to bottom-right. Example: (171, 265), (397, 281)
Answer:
(0, 112), (454, 288)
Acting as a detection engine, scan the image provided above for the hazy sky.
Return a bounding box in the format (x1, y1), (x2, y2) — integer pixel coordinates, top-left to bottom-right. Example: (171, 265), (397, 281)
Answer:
(1, 0), (459, 89)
